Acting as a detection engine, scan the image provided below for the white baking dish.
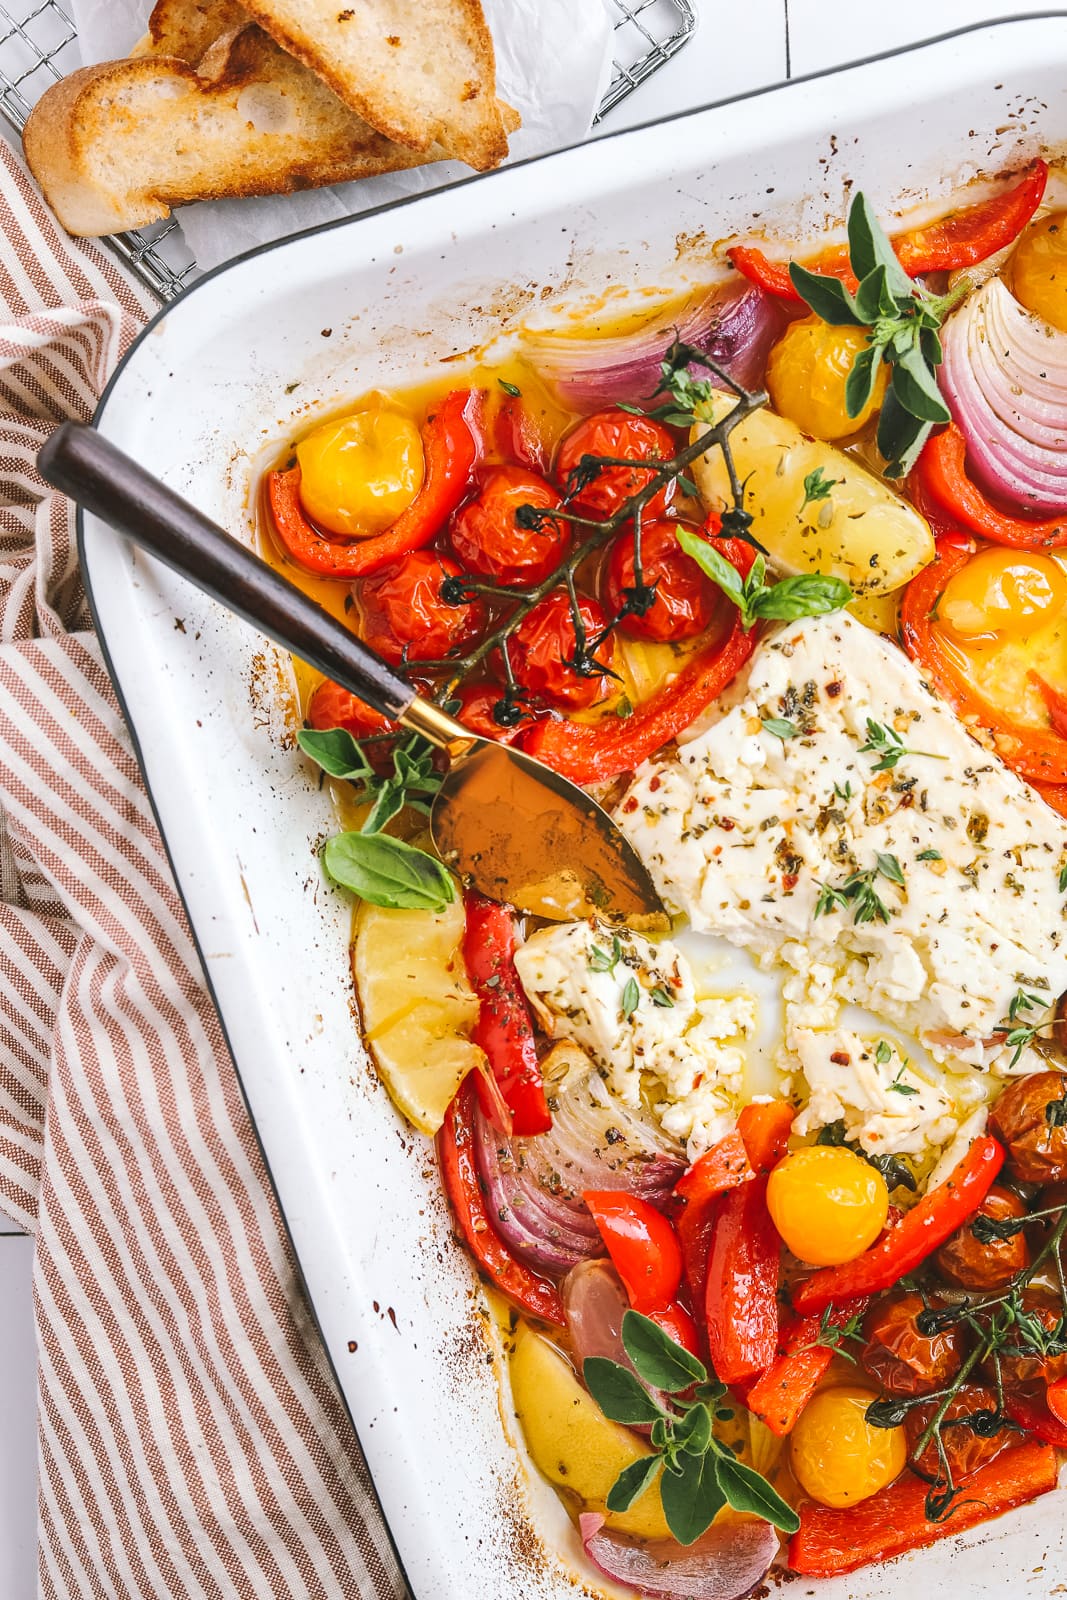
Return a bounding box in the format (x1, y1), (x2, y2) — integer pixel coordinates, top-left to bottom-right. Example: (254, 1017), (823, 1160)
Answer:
(81, 17), (1067, 1597)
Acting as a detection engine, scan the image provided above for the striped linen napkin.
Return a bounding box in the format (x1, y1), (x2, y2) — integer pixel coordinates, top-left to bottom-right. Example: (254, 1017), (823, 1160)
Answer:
(0, 135), (406, 1600)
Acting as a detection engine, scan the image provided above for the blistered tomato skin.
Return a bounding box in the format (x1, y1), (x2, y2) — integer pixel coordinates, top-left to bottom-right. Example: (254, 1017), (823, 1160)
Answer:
(1011, 210), (1067, 333)
(767, 1146), (889, 1267)
(306, 676), (395, 739)
(358, 551), (486, 664)
(790, 1384), (907, 1509)
(989, 1071), (1067, 1184)
(938, 548), (1067, 642)
(905, 1383), (1010, 1481)
(555, 410), (676, 519)
(296, 406), (425, 539)
(604, 519), (721, 642)
(935, 1184), (1031, 1290)
(766, 316), (888, 440)
(510, 591), (613, 710)
(450, 466), (567, 584)
(861, 1292), (964, 1397)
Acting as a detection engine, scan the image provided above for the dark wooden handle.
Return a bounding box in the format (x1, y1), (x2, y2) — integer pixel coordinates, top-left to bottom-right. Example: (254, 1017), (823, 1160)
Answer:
(38, 420), (417, 722)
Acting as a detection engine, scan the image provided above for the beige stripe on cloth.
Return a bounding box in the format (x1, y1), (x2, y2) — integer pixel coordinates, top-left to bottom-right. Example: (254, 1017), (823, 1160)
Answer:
(0, 135), (407, 1600)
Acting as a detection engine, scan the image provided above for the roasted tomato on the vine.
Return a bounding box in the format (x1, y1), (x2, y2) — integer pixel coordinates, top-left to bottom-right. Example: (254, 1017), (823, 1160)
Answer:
(860, 1292), (964, 1398)
(357, 551), (486, 664)
(306, 676), (395, 738)
(604, 518), (722, 642)
(451, 681), (527, 743)
(509, 591), (613, 710)
(990, 1070), (1067, 1185)
(935, 1184), (1031, 1291)
(555, 409), (677, 519)
(450, 466), (566, 585)
(905, 1383), (1010, 1481)
(993, 1290), (1067, 1387)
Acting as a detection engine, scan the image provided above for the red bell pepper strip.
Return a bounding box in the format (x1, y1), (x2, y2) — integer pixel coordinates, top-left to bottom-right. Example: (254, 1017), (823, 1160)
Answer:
(738, 1099), (795, 1172)
(744, 1297), (869, 1437)
(646, 1299), (702, 1358)
(791, 1136), (1004, 1316)
(673, 1130), (753, 1205)
(583, 1191), (684, 1314)
(677, 1195), (721, 1329)
(521, 534), (758, 785)
(437, 1079), (564, 1325)
(1045, 1377), (1067, 1428)
(705, 1173), (781, 1384)
(1034, 781), (1067, 820)
(494, 393), (550, 475)
(462, 891), (551, 1137)
(730, 164), (1047, 305)
(1004, 1385), (1067, 1447)
(787, 1439), (1057, 1577)
(266, 388), (482, 579)
(900, 534), (1067, 785)
(894, 160), (1048, 275)
(914, 424), (1067, 550)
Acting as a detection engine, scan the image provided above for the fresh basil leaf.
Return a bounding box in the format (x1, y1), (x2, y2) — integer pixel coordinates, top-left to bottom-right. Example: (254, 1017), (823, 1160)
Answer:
(660, 1450), (726, 1545)
(749, 573), (852, 623)
(322, 832), (455, 911)
(605, 1455), (661, 1512)
(621, 1310), (707, 1392)
(716, 1455), (800, 1534)
(788, 262), (863, 326)
(673, 1402), (713, 1456)
(891, 342), (951, 423)
(853, 265), (893, 325)
(847, 192), (914, 300)
(297, 726), (374, 781)
(677, 528), (746, 611)
(844, 343), (882, 420)
(583, 1357), (664, 1426)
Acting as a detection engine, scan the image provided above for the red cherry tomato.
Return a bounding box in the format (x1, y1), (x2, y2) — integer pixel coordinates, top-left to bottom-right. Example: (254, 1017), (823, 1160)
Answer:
(357, 551), (486, 664)
(306, 676), (394, 738)
(509, 590), (613, 710)
(450, 466), (567, 584)
(604, 518), (722, 642)
(583, 1191), (684, 1313)
(1046, 1377), (1067, 1428)
(555, 409), (677, 519)
(452, 681), (527, 743)
(646, 1300), (701, 1358)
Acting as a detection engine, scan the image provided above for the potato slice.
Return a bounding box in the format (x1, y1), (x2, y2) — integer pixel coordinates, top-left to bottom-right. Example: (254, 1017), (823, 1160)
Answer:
(690, 394), (933, 597)
(352, 895), (484, 1135)
(509, 1323), (671, 1540)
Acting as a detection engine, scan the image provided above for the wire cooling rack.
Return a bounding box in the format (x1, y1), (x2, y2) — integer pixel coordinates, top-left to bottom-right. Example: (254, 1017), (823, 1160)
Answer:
(0, 0), (695, 302)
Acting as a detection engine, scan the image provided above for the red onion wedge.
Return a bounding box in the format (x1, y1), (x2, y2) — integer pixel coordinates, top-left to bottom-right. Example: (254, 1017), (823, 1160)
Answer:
(939, 278), (1067, 514)
(579, 1511), (779, 1600)
(525, 284), (786, 410)
(474, 1042), (685, 1276)
(563, 1259), (631, 1369)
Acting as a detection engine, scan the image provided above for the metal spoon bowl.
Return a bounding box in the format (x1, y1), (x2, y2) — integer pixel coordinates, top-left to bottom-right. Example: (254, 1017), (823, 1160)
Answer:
(38, 421), (668, 928)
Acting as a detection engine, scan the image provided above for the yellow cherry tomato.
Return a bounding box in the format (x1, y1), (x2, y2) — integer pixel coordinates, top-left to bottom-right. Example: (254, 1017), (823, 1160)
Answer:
(295, 405), (425, 538)
(1011, 210), (1067, 333)
(766, 315), (888, 440)
(767, 1146), (889, 1267)
(938, 547), (1067, 643)
(790, 1384), (907, 1508)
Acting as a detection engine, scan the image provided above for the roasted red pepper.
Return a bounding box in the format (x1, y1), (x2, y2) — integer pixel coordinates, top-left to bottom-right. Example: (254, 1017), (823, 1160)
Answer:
(1004, 1385), (1067, 1447)
(731, 164), (1047, 304)
(584, 1191), (683, 1314)
(705, 1174), (780, 1384)
(738, 1099), (795, 1172)
(744, 1298), (869, 1437)
(673, 1130), (754, 1205)
(462, 891), (550, 1137)
(436, 1080), (564, 1325)
(791, 1136), (1004, 1316)
(914, 424), (1067, 550)
(521, 535), (757, 785)
(900, 533), (1067, 785)
(494, 392), (549, 475)
(1045, 1376), (1067, 1429)
(266, 388), (481, 579)
(787, 1439), (1057, 1577)
(646, 1299), (701, 1358)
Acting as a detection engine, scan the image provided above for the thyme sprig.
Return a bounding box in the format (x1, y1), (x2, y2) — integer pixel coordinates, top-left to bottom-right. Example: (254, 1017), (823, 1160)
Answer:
(858, 717), (945, 773)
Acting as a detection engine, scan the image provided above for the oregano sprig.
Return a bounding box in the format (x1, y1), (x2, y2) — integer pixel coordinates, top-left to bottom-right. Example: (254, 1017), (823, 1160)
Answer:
(583, 1311), (798, 1545)
(789, 192), (968, 477)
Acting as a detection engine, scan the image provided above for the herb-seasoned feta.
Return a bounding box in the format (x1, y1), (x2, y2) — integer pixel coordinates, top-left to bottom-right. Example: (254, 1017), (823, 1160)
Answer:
(513, 920), (756, 1158)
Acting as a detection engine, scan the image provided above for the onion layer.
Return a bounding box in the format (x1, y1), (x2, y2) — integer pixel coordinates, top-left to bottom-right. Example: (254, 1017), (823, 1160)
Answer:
(579, 1511), (779, 1600)
(940, 278), (1067, 514)
(474, 1046), (684, 1276)
(525, 285), (785, 410)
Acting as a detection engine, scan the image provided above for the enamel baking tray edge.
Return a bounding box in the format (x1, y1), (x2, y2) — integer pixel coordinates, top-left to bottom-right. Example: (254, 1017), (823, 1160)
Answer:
(80, 18), (1067, 1597)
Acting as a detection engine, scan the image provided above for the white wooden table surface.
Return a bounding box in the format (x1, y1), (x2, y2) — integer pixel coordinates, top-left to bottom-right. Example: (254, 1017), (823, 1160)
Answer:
(0, 0), (1048, 1592)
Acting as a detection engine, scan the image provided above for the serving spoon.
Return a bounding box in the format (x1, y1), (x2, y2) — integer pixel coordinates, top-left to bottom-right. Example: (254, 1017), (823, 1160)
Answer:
(38, 421), (668, 928)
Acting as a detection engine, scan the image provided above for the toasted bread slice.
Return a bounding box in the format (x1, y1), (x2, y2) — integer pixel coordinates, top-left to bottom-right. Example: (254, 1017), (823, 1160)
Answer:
(238, 0), (510, 170)
(22, 24), (435, 237)
(132, 0), (250, 63)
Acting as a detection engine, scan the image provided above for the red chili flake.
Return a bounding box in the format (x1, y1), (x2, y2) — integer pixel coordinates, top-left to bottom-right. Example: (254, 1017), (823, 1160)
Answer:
(826, 681), (843, 697)
(622, 797), (639, 813)
(830, 1050), (851, 1066)
(782, 873), (799, 892)
(649, 775), (662, 792)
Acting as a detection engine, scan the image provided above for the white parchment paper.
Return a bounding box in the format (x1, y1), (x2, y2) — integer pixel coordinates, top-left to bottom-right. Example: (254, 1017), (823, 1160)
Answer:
(70, 0), (614, 270)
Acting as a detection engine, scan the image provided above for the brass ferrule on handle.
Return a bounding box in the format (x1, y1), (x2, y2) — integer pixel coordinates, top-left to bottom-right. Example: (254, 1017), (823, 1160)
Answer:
(400, 694), (477, 752)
